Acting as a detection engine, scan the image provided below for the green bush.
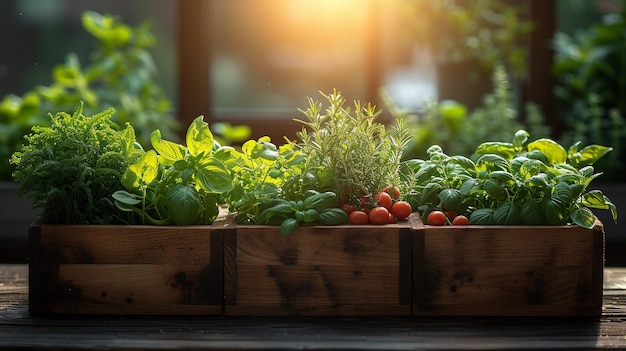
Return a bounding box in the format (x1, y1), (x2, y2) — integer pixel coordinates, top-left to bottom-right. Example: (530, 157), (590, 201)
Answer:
(0, 11), (178, 181)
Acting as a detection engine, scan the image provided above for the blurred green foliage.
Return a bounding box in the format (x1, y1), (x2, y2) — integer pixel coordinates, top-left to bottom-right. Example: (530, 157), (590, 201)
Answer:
(386, 67), (551, 160)
(0, 11), (178, 181)
(552, 0), (626, 181)
(407, 0), (534, 79)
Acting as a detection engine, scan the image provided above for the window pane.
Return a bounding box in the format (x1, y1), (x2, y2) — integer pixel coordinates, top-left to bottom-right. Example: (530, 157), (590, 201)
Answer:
(209, 0), (373, 115)
(0, 0), (176, 104)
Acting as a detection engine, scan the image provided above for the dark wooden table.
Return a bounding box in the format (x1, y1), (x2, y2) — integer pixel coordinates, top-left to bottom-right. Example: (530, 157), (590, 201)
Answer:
(1, 264), (626, 350)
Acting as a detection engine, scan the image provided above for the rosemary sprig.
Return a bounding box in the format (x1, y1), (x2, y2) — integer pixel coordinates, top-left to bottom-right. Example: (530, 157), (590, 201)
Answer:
(295, 90), (411, 205)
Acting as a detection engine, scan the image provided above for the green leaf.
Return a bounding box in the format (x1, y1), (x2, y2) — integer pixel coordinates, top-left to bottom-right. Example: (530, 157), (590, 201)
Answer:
(303, 209), (319, 223)
(438, 188), (463, 212)
(570, 206), (596, 229)
(568, 145), (613, 167)
(450, 155), (476, 171)
(475, 142), (516, 160)
(483, 179), (505, 200)
(493, 203), (521, 225)
(82, 11), (132, 47)
(151, 130), (186, 165)
(542, 198), (569, 225)
(165, 184), (201, 225)
(317, 208), (349, 225)
(420, 182), (443, 205)
(258, 202), (296, 224)
(527, 138), (567, 164)
(582, 190), (618, 224)
(552, 182), (573, 203)
(52, 65), (80, 87)
(469, 208), (495, 225)
(489, 170), (517, 184)
(121, 149), (158, 189)
(524, 150), (550, 165)
(519, 159), (548, 178)
(303, 191), (336, 212)
(186, 116), (215, 157)
(520, 201), (543, 225)
(415, 163), (439, 185)
(476, 154), (510, 172)
(524, 173), (549, 191)
(281, 218), (300, 236)
(243, 137), (279, 161)
(194, 157), (233, 193)
(513, 130), (529, 150)
(112, 190), (142, 206)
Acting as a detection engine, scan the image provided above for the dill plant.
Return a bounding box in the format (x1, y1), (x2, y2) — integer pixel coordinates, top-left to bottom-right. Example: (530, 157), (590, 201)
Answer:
(295, 90), (411, 206)
(11, 104), (142, 224)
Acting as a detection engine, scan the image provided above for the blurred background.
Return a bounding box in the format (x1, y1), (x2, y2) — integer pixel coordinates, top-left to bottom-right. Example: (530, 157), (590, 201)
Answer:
(1, 0), (625, 264)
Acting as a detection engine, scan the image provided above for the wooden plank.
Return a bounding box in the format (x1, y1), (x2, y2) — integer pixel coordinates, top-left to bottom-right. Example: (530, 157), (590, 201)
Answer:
(225, 222), (413, 316)
(29, 224), (224, 315)
(414, 221), (604, 316)
(39, 224), (215, 265)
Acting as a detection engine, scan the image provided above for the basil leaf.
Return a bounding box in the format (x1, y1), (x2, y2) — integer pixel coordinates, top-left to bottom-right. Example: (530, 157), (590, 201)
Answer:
(570, 206), (596, 229)
(469, 208), (495, 225)
(527, 138), (567, 165)
(165, 184), (201, 225)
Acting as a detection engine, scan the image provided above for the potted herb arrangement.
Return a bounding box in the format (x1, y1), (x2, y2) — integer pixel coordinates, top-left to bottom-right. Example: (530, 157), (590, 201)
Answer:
(17, 106), (225, 315)
(403, 129), (614, 315)
(0, 11), (178, 262)
(15, 89), (615, 316)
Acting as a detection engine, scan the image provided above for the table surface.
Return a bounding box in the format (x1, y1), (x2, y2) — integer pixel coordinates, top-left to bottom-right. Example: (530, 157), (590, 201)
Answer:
(1, 264), (626, 351)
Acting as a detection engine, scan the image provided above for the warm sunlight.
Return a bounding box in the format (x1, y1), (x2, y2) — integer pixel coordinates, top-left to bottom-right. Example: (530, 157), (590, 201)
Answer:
(209, 0), (373, 110)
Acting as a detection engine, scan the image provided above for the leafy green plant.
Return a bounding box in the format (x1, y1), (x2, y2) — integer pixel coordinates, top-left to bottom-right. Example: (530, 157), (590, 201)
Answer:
(0, 93), (47, 180)
(406, 0), (534, 79)
(256, 191), (348, 236)
(403, 130), (617, 229)
(295, 90), (412, 206)
(552, 4), (626, 181)
(10, 104), (142, 224)
(113, 117), (233, 225)
(0, 11), (177, 181)
(388, 66), (550, 160)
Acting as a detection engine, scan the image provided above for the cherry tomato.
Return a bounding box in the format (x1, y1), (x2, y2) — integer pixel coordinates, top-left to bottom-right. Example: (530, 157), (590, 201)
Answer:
(382, 185), (401, 200)
(387, 212), (396, 224)
(427, 210), (447, 226)
(391, 201), (412, 220)
(374, 191), (393, 211)
(452, 215), (469, 225)
(348, 210), (369, 225)
(369, 206), (390, 225)
(341, 203), (357, 215)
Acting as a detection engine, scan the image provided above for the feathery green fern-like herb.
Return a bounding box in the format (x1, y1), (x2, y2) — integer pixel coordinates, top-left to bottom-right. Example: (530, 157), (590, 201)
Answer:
(10, 103), (142, 224)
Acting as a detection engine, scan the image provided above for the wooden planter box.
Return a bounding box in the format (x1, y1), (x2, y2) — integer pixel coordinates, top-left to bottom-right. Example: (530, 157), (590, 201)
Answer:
(224, 220), (415, 316)
(28, 215), (604, 316)
(28, 221), (224, 315)
(413, 222), (605, 316)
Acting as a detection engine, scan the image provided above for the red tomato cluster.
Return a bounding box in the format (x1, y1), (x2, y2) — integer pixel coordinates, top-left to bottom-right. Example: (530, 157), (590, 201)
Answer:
(342, 185), (413, 225)
(426, 210), (469, 226)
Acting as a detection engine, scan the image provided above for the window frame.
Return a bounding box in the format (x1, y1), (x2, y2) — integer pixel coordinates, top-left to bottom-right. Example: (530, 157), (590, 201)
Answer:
(176, 0), (556, 142)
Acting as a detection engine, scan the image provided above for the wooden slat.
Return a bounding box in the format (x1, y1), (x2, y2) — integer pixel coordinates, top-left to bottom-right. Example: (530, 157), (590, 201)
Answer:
(43, 264), (221, 315)
(225, 222), (413, 316)
(29, 224), (224, 315)
(414, 222), (604, 316)
(40, 225), (214, 265)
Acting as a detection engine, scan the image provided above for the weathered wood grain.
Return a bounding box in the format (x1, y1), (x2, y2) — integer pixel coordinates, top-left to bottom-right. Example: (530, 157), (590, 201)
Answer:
(225, 223), (414, 316)
(413, 221), (604, 316)
(29, 223), (224, 315)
